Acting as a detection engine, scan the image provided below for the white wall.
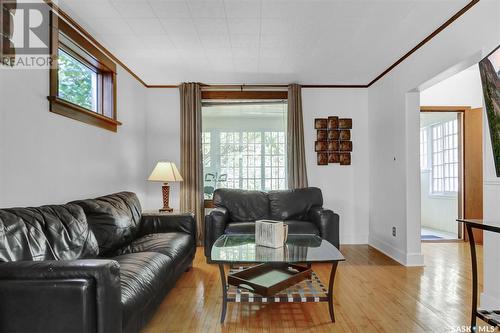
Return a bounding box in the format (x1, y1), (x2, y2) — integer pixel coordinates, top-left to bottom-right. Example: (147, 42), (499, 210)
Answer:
(368, 0), (499, 266)
(0, 66), (148, 207)
(302, 89), (370, 244)
(144, 89), (181, 211)
(482, 93), (500, 308)
(420, 170), (458, 234)
(420, 65), (484, 108)
(143, 88), (370, 244)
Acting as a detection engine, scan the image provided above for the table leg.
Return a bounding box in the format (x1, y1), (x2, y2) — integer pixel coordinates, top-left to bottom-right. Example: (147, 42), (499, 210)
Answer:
(328, 262), (338, 323)
(218, 264), (228, 324)
(466, 225), (478, 332)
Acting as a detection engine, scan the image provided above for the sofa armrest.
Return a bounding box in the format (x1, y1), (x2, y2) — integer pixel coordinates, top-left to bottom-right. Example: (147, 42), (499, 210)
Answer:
(139, 212), (196, 244)
(0, 259), (121, 333)
(204, 207), (229, 258)
(308, 206), (340, 249)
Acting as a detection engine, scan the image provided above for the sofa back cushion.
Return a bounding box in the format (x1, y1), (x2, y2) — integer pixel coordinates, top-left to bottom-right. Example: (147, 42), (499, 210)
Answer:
(0, 204), (98, 262)
(71, 192), (142, 256)
(268, 187), (323, 221)
(213, 189), (270, 222)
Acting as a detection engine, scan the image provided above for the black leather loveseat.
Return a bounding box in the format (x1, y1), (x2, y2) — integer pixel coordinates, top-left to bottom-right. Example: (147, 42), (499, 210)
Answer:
(204, 187), (339, 261)
(0, 192), (196, 333)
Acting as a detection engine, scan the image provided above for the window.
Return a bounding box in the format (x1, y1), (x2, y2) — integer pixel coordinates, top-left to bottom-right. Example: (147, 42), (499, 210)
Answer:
(420, 127), (429, 170)
(57, 49), (98, 111)
(430, 119), (459, 194)
(49, 16), (120, 132)
(202, 97), (287, 199)
(202, 132), (211, 168)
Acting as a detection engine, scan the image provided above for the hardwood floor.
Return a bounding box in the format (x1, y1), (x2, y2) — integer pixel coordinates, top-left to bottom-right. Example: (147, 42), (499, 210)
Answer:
(142, 243), (486, 333)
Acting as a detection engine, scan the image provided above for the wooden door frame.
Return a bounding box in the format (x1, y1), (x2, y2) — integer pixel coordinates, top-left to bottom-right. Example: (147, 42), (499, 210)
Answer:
(420, 106), (470, 240)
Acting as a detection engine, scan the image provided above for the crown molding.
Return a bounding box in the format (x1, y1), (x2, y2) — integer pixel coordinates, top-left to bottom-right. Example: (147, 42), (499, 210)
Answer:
(44, 0), (479, 89)
(367, 0), (480, 87)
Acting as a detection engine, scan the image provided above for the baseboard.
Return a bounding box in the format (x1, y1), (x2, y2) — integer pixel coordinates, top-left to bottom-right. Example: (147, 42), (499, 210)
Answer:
(369, 235), (406, 265)
(405, 252), (425, 266)
(480, 292), (500, 309)
(368, 235), (424, 266)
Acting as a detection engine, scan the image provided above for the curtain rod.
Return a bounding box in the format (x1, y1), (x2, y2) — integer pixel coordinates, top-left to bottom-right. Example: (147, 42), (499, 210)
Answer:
(202, 100), (287, 106)
(148, 84), (367, 89)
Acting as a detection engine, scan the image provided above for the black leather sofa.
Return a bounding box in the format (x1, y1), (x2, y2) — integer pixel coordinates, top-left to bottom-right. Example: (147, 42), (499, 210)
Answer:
(0, 192), (196, 333)
(204, 187), (339, 261)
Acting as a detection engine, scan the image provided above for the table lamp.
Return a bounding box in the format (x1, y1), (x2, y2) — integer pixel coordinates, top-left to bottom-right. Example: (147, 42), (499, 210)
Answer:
(148, 162), (183, 212)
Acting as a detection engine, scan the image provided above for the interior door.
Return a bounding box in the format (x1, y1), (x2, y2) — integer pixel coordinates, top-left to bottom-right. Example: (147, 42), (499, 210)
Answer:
(463, 107), (483, 244)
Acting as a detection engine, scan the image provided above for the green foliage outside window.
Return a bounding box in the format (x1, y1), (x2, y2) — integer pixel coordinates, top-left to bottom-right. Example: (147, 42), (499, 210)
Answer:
(58, 49), (96, 111)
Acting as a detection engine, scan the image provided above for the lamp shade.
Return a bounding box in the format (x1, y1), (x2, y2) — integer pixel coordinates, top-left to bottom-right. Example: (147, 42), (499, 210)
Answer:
(148, 162), (183, 182)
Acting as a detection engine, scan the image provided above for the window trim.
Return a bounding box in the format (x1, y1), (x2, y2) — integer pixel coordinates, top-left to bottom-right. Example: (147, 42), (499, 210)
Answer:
(201, 90), (288, 100)
(48, 14), (121, 132)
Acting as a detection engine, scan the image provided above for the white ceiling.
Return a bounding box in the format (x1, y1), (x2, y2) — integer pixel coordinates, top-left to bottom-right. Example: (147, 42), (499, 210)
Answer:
(58, 0), (470, 85)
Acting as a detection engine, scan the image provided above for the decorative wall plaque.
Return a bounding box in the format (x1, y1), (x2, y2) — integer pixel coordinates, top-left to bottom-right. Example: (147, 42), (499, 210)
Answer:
(328, 130), (340, 140)
(314, 118), (327, 129)
(315, 116), (352, 165)
(317, 152), (328, 165)
(317, 130), (327, 140)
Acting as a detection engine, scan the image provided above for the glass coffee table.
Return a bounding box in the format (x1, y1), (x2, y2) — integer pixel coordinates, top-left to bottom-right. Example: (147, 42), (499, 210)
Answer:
(211, 234), (345, 323)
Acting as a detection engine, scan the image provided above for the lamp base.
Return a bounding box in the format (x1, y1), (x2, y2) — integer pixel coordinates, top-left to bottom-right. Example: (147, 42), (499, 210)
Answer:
(160, 183), (173, 213)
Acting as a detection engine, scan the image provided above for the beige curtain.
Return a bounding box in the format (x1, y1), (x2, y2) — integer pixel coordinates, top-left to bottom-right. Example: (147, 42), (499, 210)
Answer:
(287, 84), (308, 189)
(179, 82), (204, 245)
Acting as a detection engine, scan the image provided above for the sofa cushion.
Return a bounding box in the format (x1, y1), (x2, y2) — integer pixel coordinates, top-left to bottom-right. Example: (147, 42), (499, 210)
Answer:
(0, 204), (98, 262)
(213, 188), (269, 222)
(268, 187), (323, 221)
(71, 192), (142, 256)
(117, 233), (194, 268)
(112, 252), (173, 325)
(225, 220), (319, 236)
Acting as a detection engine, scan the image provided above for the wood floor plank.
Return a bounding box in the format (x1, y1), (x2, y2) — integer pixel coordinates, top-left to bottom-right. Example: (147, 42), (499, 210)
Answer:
(142, 243), (490, 333)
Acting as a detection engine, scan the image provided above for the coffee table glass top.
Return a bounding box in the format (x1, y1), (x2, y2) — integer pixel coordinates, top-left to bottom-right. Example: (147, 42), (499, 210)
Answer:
(211, 234), (345, 264)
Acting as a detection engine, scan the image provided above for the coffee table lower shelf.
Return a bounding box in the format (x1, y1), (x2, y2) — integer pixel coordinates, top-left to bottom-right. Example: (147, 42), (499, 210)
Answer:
(217, 264), (338, 324)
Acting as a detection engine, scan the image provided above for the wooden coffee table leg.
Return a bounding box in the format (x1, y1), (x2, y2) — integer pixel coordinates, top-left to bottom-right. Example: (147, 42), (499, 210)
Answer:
(328, 262), (338, 322)
(218, 264), (228, 323)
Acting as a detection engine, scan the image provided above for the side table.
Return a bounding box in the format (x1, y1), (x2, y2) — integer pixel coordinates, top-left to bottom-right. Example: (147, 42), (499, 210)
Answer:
(457, 219), (500, 331)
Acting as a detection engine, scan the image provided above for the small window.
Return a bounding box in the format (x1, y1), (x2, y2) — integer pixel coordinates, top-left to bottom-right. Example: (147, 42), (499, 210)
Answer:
(57, 49), (98, 112)
(48, 16), (120, 132)
(430, 119), (459, 195)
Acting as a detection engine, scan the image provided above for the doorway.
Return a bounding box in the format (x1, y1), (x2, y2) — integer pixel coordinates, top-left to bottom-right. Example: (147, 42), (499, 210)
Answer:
(419, 106), (483, 242)
(420, 109), (461, 240)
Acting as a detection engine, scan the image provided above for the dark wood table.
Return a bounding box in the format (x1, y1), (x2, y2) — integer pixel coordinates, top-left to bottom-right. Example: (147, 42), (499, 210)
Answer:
(457, 219), (500, 330)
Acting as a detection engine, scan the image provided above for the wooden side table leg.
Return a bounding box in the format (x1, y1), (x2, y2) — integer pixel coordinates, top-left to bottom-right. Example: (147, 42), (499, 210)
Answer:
(218, 264), (228, 324)
(466, 225), (478, 332)
(328, 262), (339, 323)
